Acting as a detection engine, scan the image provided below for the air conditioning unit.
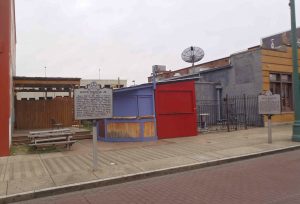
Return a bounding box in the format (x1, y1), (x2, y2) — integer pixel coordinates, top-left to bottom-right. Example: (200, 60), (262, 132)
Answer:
(152, 65), (166, 73)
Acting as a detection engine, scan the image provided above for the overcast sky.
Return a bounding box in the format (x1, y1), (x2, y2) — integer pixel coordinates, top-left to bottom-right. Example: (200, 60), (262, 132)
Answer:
(15, 0), (300, 85)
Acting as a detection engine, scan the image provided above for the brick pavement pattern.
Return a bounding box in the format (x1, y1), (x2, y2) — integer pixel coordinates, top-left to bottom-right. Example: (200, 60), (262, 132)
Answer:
(1, 124), (299, 196)
(15, 149), (300, 204)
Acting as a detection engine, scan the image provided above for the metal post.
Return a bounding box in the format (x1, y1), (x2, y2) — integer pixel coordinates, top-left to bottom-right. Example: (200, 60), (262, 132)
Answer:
(225, 95), (230, 132)
(152, 66), (158, 139)
(92, 120), (98, 171)
(216, 88), (221, 121)
(152, 66), (157, 89)
(234, 97), (238, 131)
(268, 115), (272, 144)
(243, 94), (248, 129)
(290, 0), (300, 141)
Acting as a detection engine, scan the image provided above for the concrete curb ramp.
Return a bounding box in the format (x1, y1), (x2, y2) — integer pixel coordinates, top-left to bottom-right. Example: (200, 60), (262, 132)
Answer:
(1, 145), (300, 204)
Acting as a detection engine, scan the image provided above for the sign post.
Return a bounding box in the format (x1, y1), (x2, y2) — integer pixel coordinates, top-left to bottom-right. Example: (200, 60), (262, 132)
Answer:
(267, 115), (272, 144)
(74, 82), (112, 171)
(258, 91), (281, 144)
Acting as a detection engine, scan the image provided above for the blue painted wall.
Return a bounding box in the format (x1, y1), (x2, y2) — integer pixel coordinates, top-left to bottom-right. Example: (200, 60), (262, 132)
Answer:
(99, 84), (156, 142)
(113, 85), (154, 117)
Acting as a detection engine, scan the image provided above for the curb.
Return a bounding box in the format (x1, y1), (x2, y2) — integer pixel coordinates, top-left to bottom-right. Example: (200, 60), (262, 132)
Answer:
(1, 145), (300, 204)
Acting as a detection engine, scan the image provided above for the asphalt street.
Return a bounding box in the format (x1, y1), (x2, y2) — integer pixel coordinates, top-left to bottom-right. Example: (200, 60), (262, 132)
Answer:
(14, 149), (300, 204)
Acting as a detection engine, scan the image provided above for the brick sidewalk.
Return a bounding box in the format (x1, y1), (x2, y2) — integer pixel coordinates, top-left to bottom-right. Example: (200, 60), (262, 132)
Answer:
(0, 124), (299, 200)
(15, 149), (300, 204)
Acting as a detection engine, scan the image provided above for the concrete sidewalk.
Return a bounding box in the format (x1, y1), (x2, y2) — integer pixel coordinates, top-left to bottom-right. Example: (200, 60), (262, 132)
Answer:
(0, 124), (299, 202)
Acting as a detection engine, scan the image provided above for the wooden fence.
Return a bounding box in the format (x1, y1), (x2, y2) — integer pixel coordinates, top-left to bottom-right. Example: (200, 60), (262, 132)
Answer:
(15, 97), (74, 130)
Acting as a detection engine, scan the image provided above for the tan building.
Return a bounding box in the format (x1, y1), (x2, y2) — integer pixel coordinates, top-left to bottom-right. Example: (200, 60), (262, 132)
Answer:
(15, 78), (127, 100)
(14, 77), (81, 100)
(80, 79), (127, 89)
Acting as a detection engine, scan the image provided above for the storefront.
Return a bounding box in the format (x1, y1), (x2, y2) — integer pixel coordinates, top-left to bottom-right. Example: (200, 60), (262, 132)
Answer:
(98, 79), (197, 141)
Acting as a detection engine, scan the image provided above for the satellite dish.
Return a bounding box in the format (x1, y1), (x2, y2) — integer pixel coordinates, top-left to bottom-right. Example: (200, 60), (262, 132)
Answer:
(181, 46), (204, 67)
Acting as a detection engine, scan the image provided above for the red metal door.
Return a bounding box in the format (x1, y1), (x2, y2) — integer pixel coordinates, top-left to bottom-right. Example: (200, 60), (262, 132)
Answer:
(155, 81), (197, 139)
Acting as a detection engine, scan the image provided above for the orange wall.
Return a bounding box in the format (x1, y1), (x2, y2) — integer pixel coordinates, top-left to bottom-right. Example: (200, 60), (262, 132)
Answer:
(0, 0), (15, 156)
(261, 48), (300, 123)
(264, 113), (294, 123)
(261, 48), (300, 91)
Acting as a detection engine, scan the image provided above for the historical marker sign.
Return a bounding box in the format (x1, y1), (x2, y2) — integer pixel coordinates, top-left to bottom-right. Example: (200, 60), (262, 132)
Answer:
(74, 82), (113, 120)
(74, 82), (113, 171)
(258, 91), (281, 144)
(258, 92), (281, 115)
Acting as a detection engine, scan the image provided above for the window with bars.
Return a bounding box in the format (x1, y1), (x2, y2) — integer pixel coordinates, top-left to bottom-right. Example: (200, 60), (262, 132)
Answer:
(269, 73), (293, 112)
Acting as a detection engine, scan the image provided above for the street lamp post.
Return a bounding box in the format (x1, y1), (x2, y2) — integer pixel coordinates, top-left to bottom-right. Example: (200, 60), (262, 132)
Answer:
(290, 0), (300, 141)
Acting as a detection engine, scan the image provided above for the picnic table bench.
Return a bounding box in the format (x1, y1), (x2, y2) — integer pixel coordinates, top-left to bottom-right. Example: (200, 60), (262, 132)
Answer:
(28, 128), (77, 150)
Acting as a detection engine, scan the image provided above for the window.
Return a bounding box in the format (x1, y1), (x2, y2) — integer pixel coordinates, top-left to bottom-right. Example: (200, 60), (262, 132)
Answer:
(115, 85), (124, 88)
(269, 73), (293, 112)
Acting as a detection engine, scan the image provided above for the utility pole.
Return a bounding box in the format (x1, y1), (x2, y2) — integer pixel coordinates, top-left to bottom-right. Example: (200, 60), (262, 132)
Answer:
(99, 68), (100, 80)
(44, 66), (47, 77)
(290, 0), (300, 141)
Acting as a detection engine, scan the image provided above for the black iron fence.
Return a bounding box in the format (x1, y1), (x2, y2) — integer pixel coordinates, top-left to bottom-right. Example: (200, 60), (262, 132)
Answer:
(197, 95), (264, 132)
